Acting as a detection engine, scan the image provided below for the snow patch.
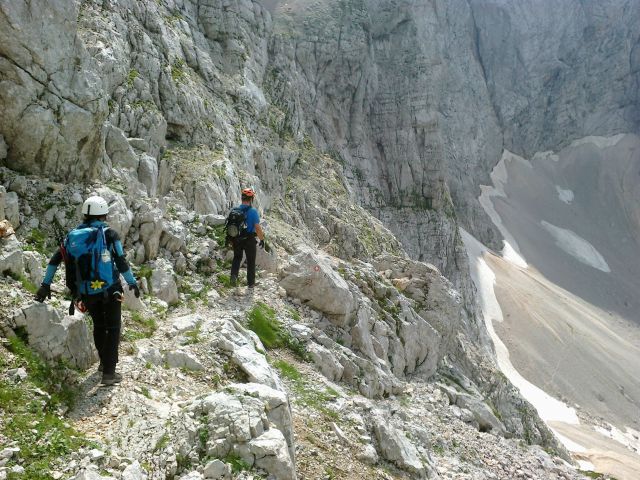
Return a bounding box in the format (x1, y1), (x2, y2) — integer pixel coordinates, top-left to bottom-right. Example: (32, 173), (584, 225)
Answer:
(570, 134), (626, 149)
(577, 460), (596, 471)
(478, 150), (529, 267)
(532, 150), (560, 163)
(502, 241), (528, 269)
(551, 430), (587, 453)
(461, 229), (580, 426)
(540, 221), (610, 273)
(555, 186), (574, 204)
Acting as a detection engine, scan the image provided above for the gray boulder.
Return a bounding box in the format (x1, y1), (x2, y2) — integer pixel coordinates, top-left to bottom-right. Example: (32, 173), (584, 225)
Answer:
(71, 470), (114, 480)
(23, 250), (44, 286)
(137, 154), (159, 196)
(151, 259), (179, 305)
(373, 417), (428, 478)
(0, 185), (5, 220)
(122, 460), (147, 480)
(307, 342), (343, 382)
(279, 249), (356, 324)
(203, 459), (230, 479)
(0, 234), (24, 277)
(9, 303), (96, 370)
(164, 349), (204, 371)
(247, 429), (295, 480)
(216, 321), (281, 390)
(4, 192), (19, 228)
(106, 125), (139, 170)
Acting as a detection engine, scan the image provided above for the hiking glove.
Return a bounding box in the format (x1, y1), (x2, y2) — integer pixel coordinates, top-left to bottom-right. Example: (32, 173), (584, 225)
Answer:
(35, 284), (51, 303)
(258, 239), (265, 249)
(129, 283), (141, 298)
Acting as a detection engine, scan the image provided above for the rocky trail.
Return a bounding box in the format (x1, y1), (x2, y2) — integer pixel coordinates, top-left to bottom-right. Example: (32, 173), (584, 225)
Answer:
(1, 267), (592, 480)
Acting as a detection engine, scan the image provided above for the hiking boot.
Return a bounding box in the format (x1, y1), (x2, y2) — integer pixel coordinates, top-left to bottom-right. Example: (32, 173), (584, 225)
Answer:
(101, 372), (122, 386)
(248, 282), (258, 289)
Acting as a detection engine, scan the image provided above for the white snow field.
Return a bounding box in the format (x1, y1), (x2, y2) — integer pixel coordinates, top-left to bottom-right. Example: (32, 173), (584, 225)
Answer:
(468, 134), (640, 479)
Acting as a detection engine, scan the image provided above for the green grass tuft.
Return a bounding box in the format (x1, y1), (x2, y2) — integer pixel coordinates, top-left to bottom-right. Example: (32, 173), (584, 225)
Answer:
(225, 453), (251, 473)
(247, 302), (280, 348)
(1, 339), (95, 478)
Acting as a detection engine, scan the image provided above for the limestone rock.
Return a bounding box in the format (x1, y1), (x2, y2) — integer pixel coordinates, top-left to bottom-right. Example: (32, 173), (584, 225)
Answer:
(106, 126), (139, 170)
(203, 459), (230, 479)
(226, 383), (294, 453)
(256, 244), (278, 274)
(122, 460), (147, 480)
(455, 393), (506, 435)
(216, 321), (282, 390)
(307, 343), (343, 382)
(279, 249), (356, 323)
(23, 250), (44, 286)
(373, 417), (427, 478)
(160, 220), (187, 253)
(122, 284), (145, 311)
(138, 207), (164, 260)
(0, 135), (6, 160)
(164, 349), (204, 371)
(203, 214), (226, 226)
(0, 185), (5, 220)
(248, 429), (295, 480)
(4, 192), (19, 228)
(356, 444), (379, 465)
(70, 470), (114, 480)
(170, 314), (203, 336)
(9, 304), (97, 369)
(136, 346), (163, 366)
(137, 154), (159, 196)
(151, 259), (179, 305)
(0, 234), (24, 277)
(95, 189), (133, 240)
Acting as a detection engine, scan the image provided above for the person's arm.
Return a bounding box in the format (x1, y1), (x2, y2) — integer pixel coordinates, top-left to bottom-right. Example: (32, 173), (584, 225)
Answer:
(255, 223), (265, 241)
(250, 208), (264, 241)
(35, 249), (64, 302)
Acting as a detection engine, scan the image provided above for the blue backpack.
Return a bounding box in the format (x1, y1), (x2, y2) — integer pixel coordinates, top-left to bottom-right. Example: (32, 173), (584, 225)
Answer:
(65, 224), (116, 295)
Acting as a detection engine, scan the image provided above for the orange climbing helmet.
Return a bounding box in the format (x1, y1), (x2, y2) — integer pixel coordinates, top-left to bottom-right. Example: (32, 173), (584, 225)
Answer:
(241, 188), (255, 199)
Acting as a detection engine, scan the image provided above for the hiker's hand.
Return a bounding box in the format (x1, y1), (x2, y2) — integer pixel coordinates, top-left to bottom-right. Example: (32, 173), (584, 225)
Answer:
(258, 239), (265, 249)
(129, 283), (141, 298)
(35, 284), (51, 303)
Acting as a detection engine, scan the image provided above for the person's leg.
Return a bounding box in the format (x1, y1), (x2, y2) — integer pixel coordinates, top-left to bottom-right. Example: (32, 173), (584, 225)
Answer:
(245, 237), (257, 287)
(230, 239), (244, 285)
(101, 299), (122, 376)
(85, 297), (106, 367)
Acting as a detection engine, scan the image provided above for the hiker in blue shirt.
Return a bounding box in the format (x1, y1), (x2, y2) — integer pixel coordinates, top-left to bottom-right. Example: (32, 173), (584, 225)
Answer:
(227, 188), (265, 288)
(35, 196), (140, 386)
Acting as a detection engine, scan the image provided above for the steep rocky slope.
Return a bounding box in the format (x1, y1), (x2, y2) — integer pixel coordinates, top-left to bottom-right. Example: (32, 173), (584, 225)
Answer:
(1, 0), (637, 479)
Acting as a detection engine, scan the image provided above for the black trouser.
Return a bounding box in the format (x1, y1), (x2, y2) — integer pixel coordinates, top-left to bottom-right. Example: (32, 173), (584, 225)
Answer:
(230, 234), (257, 287)
(83, 293), (122, 375)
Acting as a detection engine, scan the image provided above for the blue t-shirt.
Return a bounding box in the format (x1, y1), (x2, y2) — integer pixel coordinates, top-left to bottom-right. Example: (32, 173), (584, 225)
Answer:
(240, 205), (260, 234)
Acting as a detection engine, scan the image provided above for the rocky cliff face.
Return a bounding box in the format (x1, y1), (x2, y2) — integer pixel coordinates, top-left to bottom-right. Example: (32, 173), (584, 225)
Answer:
(265, 0), (640, 267)
(0, 0), (636, 478)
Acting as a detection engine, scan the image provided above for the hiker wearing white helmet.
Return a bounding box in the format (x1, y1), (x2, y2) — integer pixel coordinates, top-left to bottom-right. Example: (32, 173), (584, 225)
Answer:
(35, 195), (140, 386)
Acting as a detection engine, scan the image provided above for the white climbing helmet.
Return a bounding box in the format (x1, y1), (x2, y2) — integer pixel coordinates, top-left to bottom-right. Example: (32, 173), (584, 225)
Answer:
(82, 196), (109, 216)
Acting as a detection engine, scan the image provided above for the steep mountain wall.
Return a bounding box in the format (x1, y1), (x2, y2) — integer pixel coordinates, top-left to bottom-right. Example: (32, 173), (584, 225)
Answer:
(1, 2), (638, 475)
(265, 0), (640, 271)
(2, 0), (637, 271)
